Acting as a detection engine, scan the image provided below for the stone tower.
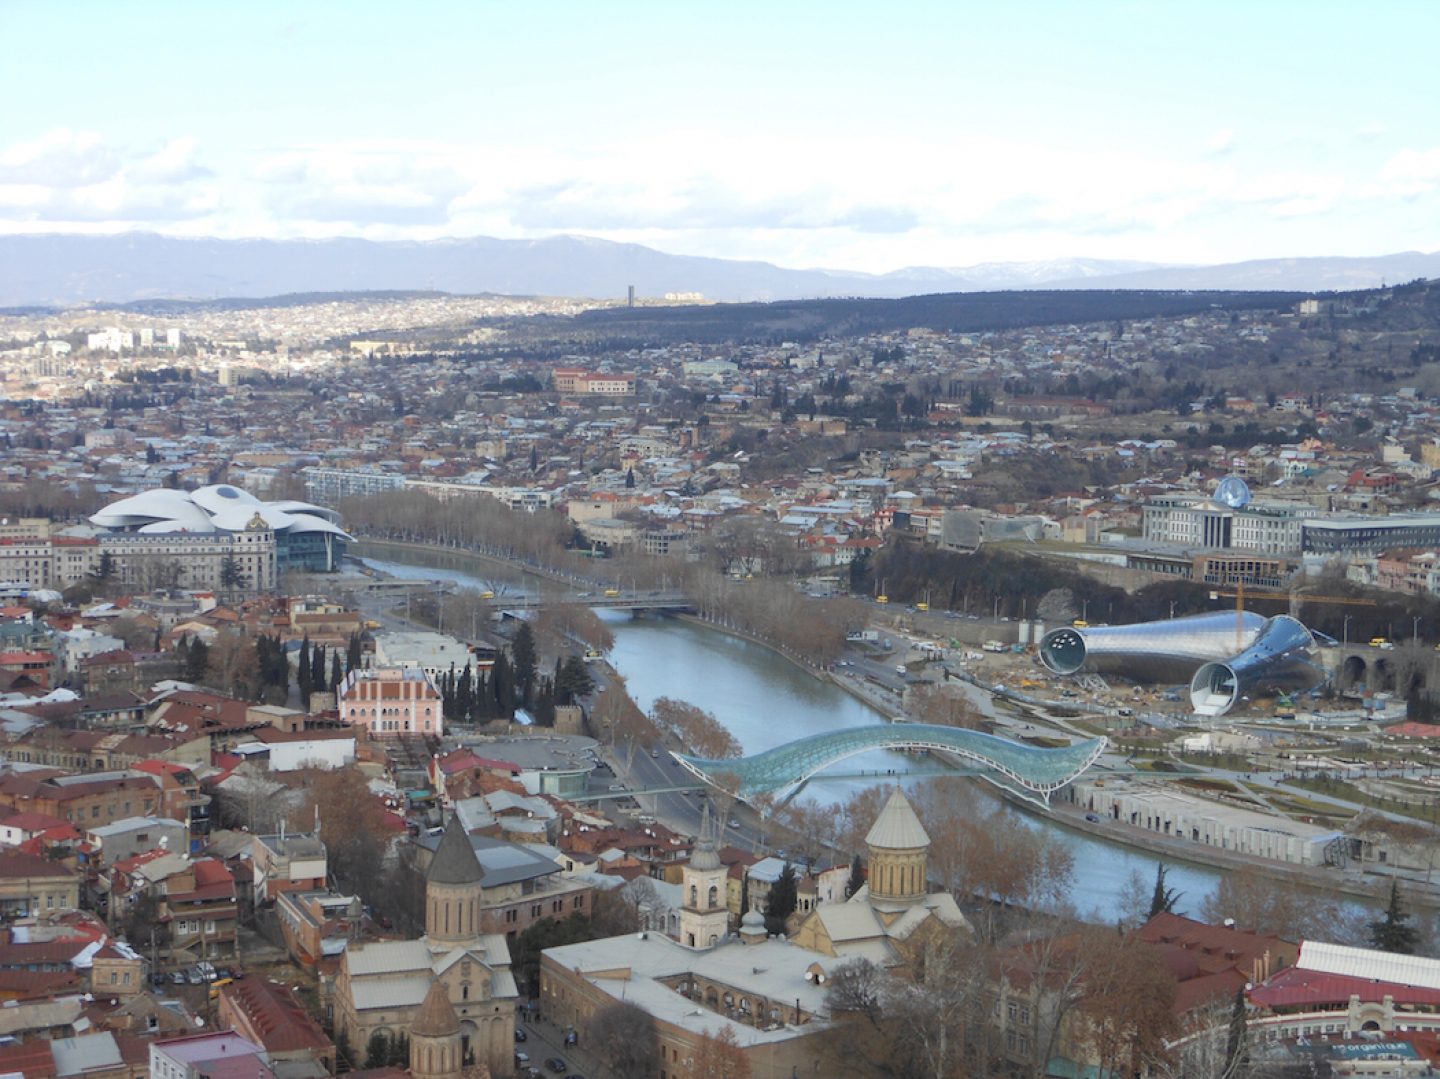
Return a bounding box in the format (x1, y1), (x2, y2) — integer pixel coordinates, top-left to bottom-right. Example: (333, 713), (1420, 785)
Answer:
(410, 978), (463, 1079)
(864, 788), (930, 909)
(679, 805), (729, 949)
(426, 815), (486, 947)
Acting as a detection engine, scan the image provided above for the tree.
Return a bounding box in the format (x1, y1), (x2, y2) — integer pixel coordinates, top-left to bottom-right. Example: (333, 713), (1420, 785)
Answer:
(297, 635), (312, 707)
(1074, 930), (1178, 1078)
(554, 654), (595, 704)
(686, 1026), (750, 1079)
(205, 630), (260, 699)
(764, 862), (798, 936)
(182, 637), (209, 683)
(364, 1032), (390, 1069)
(586, 1001), (658, 1079)
(1370, 880), (1421, 954)
(511, 623), (537, 706)
(1149, 863), (1183, 918)
(845, 854), (865, 900)
(219, 554), (245, 592)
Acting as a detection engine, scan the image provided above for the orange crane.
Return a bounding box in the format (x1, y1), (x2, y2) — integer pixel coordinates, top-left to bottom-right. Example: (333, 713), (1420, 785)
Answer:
(1207, 584), (1379, 649)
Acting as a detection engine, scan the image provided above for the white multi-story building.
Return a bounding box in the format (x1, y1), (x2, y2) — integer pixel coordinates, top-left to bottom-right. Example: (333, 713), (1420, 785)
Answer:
(1142, 496), (1318, 553)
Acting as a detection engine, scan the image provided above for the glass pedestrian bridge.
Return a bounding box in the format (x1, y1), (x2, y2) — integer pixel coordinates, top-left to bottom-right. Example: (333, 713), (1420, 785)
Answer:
(674, 724), (1107, 806)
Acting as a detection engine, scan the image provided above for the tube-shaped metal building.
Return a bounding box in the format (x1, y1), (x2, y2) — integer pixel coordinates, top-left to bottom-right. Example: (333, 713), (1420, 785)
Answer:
(1039, 611), (1323, 717)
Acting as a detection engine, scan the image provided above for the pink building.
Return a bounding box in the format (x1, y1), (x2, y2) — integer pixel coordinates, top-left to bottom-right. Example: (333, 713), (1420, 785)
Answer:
(337, 667), (443, 738)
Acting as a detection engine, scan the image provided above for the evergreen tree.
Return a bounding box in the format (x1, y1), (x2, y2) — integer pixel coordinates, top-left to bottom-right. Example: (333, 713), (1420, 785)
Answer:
(534, 677), (555, 727)
(310, 643), (326, 694)
(555, 654), (595, 703)
(456, 664), (473, 723)
(1148, 863), (1182, 917)
(739, 874), (750, 918)
(764, 862), (798, 936)
(346, 631), (362, 672)
(511, 623), (537, 706)
(183, 637), (208, 683)
(364, 1032), (390, 1070)
(1223, 987), (1248, 1078)
(625, 467), (635, 489)
(297, 635), (312, 706)
(330, 651), (343, 693)
(491, 652), (514, 716)
(1370, 880), (1421, 953)
(845, 854), (865, 900)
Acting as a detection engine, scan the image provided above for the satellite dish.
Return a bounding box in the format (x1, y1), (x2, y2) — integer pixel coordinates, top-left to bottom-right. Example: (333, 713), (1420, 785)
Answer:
(1215, 475), (1252, 509)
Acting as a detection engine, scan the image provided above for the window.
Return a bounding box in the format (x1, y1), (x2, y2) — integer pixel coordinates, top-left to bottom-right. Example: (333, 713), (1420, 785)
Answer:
(573, 895), (584, 909)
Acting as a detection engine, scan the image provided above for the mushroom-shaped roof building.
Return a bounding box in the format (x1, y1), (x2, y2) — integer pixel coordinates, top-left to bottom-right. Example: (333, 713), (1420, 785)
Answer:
(90, 484), (351, 572)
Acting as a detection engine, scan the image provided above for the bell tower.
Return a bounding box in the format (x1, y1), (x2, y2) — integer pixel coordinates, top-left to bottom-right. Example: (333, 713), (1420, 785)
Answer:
(426, 815), (485, 947)
(679, 805), (729, 949)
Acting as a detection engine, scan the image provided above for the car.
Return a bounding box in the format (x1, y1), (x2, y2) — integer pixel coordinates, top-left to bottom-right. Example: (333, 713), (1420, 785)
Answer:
(545, 1060), (568, 1074)
(515, 1029), (528, 1043)
(151, 973), (168, 988)
(514, 1051), (531, 1067)
(1085, 813), (1101, 823)
(727, 818), (740, 828)
(169, 971), (186, 985)
(608, 784), (625, 792)
(649, 749), (659, 758)
(185, 968), (204, 985)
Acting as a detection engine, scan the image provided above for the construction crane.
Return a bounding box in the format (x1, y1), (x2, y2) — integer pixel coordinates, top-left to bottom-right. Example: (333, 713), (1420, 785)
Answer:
(1207, 583), (1379, 649)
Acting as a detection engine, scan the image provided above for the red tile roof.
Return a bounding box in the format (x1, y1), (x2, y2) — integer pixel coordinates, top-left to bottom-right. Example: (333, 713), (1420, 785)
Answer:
(1251, 966), (1440, 1010)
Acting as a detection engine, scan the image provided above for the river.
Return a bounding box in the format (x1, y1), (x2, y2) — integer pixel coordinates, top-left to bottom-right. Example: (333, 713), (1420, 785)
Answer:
(352, 545), (1224, 920)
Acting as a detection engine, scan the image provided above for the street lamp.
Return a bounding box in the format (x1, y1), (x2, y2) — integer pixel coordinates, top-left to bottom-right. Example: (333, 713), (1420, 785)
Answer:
(1414, 616), (1422, 644)
(1343, 615), (1352, 646)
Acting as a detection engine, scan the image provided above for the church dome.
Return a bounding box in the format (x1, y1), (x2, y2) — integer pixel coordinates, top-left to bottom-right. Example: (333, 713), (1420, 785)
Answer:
(865, 788), (930, 851)
(411, 979), (461, 1038)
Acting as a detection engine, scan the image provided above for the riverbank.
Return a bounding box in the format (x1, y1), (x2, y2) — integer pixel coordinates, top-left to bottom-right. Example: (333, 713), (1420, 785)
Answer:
(348, 539), (1389, 913)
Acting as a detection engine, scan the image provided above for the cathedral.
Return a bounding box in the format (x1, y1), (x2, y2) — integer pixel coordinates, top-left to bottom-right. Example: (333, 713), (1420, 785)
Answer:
(333, 817), (517, 1077)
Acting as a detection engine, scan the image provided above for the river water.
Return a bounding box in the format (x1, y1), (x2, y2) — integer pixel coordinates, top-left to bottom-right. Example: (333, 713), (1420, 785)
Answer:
(354, 545), (1224, 920)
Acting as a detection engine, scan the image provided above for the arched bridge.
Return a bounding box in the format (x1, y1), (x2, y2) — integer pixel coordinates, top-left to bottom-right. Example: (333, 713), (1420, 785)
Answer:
(674, 724), (1108, 807)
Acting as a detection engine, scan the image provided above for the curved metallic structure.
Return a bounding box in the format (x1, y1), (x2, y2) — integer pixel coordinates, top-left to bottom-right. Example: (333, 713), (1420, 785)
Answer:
(674, 724), (1107, 805)
(1040, 611), (1268, 683)
(1189, 615), (1322, 716)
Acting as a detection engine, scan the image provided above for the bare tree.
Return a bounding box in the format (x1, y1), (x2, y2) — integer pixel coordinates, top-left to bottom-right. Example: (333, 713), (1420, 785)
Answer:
(586, 1001), (659, 1079)
(685, 1026), (750, 1079)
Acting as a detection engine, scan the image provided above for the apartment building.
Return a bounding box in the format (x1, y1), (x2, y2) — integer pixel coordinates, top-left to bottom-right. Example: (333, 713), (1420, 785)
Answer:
(337, 666), (443, 739)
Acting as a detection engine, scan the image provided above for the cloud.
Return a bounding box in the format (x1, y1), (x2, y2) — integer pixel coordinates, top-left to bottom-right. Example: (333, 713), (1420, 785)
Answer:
(1378, 147), (1440, 197)
(1207, 129), (1235, 155)
(0, 130), (221, 225)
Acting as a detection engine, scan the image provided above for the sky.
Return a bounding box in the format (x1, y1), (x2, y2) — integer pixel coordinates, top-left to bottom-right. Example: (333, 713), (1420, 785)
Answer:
(1, 0), (1436, 273)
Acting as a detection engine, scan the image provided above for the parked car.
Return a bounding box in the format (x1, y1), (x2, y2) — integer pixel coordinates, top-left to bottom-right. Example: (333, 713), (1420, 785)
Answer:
(169, 971), (186, 985)
(1085, 813), (1101, 823)
(545, 1060), (568, 1074)
(185, 968), (204, 985)
(515, 1028), (527, 1043)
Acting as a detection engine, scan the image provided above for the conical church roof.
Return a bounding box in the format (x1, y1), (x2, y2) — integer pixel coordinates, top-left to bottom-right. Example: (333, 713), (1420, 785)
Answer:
(411, 978), (461, 1038)
(865, 788), (930, 851)
(427, 814), (485, 885)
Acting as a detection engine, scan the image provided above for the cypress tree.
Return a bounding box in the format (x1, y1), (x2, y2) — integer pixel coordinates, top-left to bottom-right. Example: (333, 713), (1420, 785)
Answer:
(330, 651), (343, 692)
(310, 643), (326, 693)
(297, 635), (313, 704)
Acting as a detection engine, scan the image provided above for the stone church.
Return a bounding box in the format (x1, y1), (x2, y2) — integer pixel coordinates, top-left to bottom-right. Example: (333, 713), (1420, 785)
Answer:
(333, 817), (517, 1076)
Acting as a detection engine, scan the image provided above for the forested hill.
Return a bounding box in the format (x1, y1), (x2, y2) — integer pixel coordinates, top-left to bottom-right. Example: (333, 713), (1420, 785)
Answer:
(566, 288), (1312, 345)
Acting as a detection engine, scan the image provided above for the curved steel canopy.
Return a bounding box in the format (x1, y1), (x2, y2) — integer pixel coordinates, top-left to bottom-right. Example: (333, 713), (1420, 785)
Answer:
(674, 724), (1107, 805)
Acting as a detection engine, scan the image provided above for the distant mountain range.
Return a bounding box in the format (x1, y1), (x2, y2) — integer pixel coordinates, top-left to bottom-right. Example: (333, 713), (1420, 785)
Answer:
(0, 232), (1435, 308)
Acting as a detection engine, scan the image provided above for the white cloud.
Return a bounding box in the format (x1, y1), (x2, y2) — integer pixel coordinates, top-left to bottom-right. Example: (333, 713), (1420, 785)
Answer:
(1378, 147), (1440, 197)
(1207, 129), (1235, 155)
(0, 127), (1431, 269)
